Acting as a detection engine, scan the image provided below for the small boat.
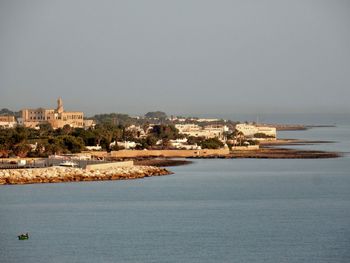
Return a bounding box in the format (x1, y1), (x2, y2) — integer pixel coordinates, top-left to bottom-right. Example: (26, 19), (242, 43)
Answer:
(18, 233), (29, 240)
(59, 161), (78, 167)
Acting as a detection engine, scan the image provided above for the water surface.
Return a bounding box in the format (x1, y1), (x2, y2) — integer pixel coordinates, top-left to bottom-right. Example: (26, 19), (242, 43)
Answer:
(0, 126), (349, 263)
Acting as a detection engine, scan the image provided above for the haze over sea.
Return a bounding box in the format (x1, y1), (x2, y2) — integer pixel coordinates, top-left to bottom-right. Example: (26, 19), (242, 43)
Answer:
(0, 114), (349, 263)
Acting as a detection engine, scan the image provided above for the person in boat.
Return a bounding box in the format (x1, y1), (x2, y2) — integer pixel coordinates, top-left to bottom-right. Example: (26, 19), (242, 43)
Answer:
(18, 233), (29, 239)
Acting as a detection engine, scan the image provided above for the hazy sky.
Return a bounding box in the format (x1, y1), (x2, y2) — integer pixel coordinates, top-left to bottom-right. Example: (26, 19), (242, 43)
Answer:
(1, 0), (350, 116)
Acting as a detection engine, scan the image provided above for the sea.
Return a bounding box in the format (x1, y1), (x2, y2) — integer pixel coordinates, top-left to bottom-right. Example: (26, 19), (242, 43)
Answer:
(0, 114), (349, 263)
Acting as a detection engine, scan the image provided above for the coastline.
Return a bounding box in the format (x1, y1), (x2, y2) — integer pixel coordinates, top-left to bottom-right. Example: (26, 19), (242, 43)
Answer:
(134, 158), (193, 167)
(0, 127), (343, 185)
(107, 138), (342, 161)
(259, 138), (335, 146)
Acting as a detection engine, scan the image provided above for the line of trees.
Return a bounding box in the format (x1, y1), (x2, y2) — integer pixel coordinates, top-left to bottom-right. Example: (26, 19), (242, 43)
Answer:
(1, 123), (258, 158)
(0, 123), (190, 158)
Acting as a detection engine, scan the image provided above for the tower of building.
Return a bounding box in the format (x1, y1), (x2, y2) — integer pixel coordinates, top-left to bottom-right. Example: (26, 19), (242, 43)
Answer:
(57, 97), (64, 114)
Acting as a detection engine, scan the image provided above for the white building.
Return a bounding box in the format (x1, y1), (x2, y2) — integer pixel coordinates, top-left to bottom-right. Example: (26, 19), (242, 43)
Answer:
(175, 124), (228, 140)
(196, 118), (222, 122)
(235, 124), (276, 138)
(175, 123), (228, 140)
(110, 141), (139, 149)
(126, 125), (146, 138)
(169, 138), (201, 150)
(175, 124), (201, 133)
(86, 145), (102, 151)
(256, 126), (277, 137)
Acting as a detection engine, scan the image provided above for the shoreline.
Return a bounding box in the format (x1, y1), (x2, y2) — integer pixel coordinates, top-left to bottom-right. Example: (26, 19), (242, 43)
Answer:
(263, 124), (336, 131)
(0, 165), (172, 185)
(186, 148), (341, 159)
(133, 158), (193, 167)
(108, 138), (342, 161)
(0, 127), (343, 185)
(259, 138), (335, 146)
(227, 148), (341, 159)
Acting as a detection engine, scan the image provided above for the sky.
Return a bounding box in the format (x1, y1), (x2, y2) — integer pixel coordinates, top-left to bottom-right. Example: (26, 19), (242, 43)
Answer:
(1, 0), (350, 117)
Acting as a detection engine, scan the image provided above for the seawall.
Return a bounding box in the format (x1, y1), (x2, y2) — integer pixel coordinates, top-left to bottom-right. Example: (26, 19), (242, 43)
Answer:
(0, 165), (171, 185)
(85, 161), (134, 170)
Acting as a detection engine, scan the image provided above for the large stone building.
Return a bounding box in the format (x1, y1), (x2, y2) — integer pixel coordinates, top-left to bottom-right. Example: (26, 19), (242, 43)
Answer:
(0, 115), (17, 128)
(21, 98), (86, 129)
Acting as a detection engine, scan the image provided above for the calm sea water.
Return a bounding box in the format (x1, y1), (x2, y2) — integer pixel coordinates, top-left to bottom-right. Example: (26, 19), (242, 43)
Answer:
(1, 122), (350, 262)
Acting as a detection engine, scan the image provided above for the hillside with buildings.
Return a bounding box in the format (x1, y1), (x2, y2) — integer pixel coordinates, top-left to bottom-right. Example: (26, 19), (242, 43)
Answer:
(0, 99), (341, 161)
(0, 97), (290, 159)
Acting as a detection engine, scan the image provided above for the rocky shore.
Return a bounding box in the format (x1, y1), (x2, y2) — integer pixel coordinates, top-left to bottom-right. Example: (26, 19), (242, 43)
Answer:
(0, 165), (172, 185)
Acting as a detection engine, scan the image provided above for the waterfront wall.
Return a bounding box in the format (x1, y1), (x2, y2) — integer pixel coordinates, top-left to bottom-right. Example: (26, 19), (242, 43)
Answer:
(85, 161), (134, 170)
(231, 145), (259, 151)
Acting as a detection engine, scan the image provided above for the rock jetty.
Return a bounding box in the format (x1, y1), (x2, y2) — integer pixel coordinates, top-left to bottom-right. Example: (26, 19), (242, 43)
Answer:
(0, 166), (172, 185)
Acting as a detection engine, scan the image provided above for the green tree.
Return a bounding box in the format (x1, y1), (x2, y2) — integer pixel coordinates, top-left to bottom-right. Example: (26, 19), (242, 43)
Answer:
(145, 111), (167, 120)
(187, 136), (205, 145)
(254, 133), (274, 138)
(12, 143), (32, 157)
(60, 135), (85, 153)
(199, 138), (224, 149)
(150, 125), (180, 140)
(38, 123), (54, 137)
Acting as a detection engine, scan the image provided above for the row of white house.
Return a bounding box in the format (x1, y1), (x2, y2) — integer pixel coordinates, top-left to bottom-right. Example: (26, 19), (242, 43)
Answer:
(175, 124), (229, 139)
(235, 123), (276, 138)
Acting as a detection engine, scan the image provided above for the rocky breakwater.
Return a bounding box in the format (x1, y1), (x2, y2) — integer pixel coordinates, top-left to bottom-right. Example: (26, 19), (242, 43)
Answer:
(0, 166), (172, 185)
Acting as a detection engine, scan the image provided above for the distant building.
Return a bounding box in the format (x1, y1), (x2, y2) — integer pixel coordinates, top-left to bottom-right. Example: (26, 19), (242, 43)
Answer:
(126, 125), (146, 138)
(21, 98), (91, 129)
(110, 141), (139, 149)
(175, 124), (228, 140)
(83, 119), (96, 129)
(0, 115), (17, 128)
(169, 138), (201, 150)
(175, 124), (201, 133)
(235, 123), (276, 138)
(85, 145), (102, 151)
(196, 118), (222, 122)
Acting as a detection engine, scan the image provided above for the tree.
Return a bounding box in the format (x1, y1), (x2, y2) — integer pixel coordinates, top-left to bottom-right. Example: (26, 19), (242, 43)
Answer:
(62, 124), (73, 135)
(146, 135), (158, 148)
(187, 136), (205, 145)
(123, 129), (137, 141)
(60, 135), (85, 153)
(247, 140), (259, 145)
(0, 143), (10, 158)
(254, 133), (274, 138)
(150, 125), (180, 140)
(90, 113), (136, 126)
(145, 111), (167, 120)
(72, 128), (96, 146)
(12, 143), (32, 157)
(33, 142), (47, 157)
(13, 126), (30, 144)
(38, 123), (53, 137)
(199, 138), (224, 149)
(0, 108), (20, 118)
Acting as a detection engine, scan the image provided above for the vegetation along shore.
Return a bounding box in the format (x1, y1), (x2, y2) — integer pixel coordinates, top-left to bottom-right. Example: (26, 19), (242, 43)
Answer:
(0, 108), (342, 186)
